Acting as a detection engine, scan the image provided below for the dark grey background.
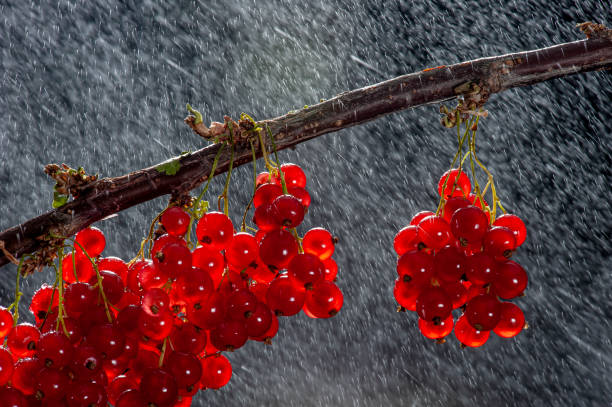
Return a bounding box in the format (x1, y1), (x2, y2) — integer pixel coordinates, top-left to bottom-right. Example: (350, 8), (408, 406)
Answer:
(1, 1), (611, 406)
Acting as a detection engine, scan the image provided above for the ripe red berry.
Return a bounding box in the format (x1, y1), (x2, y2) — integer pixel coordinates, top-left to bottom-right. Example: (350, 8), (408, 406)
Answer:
(139, 368), (178, 407)
(280, 163), (307, 188)
(64, 282), (97, 319)
(192, 246), (225, 288)
(89, 270), (124, 305)
(209, 320), (248, 351)
(483, 226), (516, 259)
(200, 354), (232, 389)
(34, 366), (69, 401)
(155, 242), (192, 279)
(433, 245), (466, 283)
(97, 256), (129, 282)
(7, 323), (40, 358)
(410, 211), (435, 225)
(494, 302), (525, 338)
(12, 357), (41, 395)
(466, 253), (497, 286)
(75, 226), (106, 257)
(441, 196), (471, 223)
(250, 312), (279, 343)
(226, 232), (259, 271)
(174, 267), (215, 306)
(138, 309), (174, 341)
(418, 314), (454, 340)
(393, 277), (422, 311)
(288, 253), (325, 288)
(30, 284), (60, 325)
(415, 286), (452, 323)
(302, 228), (335, 260)
(271, 194), (305, 227)
(187, 292), (227, 331)
(266, 277), (306, 316)
(87, 323), (126, 359)
(417, 215), (451, 250)
(160, 206), (191, 237)
(151, 233), (187, 259)
(195, 211), (234, 250)
(0, 347), (13, 385)
(288, 186), (311, 208)
(441, 281), (468, 309)
(396, 249), (434, 285)
(62, 252), (95, 283)
(450, 206), (489, 244)
(493, 260), (528, 299)
(438, 168), (471, 199)
(245, 302), (273, 337)
(465, 294), (501, 331)
(226, 289), (258, 323)
(304, 280), (343, 318)
(166, 352), (203, 391)
(259, 229), (299, 270)
(393, 225), (419, 256)
(38, 330), (73, 368)
(454, 315), (490, 347)
(322, 258), (338, 282)
(253, 183), (284, 208)
(137, 260), (169, 290)
(0, 307), (13, 339)
(493, 214), (527, 247)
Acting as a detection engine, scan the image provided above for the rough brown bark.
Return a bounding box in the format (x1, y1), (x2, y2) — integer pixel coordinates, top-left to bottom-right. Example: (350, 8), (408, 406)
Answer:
(1, 35), (611, 269)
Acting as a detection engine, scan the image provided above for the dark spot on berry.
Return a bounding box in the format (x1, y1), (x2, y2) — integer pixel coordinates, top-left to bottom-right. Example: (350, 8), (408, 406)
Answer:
(201, 236), (212, 244)
(402, 275), (412, 283)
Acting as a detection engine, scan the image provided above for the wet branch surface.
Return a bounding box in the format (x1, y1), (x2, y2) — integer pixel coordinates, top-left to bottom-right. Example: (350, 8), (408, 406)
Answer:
(1, 35), (611, 268)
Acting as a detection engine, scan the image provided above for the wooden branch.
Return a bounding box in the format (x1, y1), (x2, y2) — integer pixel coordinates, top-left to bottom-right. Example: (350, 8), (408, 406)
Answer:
(1, 34), (611, 269)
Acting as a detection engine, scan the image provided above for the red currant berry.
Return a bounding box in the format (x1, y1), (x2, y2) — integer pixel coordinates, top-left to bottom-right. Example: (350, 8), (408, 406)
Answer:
(195, 211), (234, 250)
(418, 314), (454, 340)
(226, 232), (258, 271)
(187, 292), (227, 330)
(97, 256), (129, 282)
(253, 183), (283, 208)
(438, 168), (471, 199)
(151, 233), (187, 259)
(108, 375), (139, 406)
(12, 357), (41, 395)
(155, 242), (192, 279)
(245, 302), (273, 337)
(139, 368), (178, 407)
(38, 330), (73, 368)
(160, 206), (190, 237)
(433, 245), (467, 283)
(493, 214), (527, 247)
(209, 320), (248, 351)
(322, 258), (338, 281)
(266, 277), (306, 316)
(89, 270), (124, 305)
(138, 309), (174, 341)
(30, 284), (60, 325)
(192, 246), (225, 288)
(34, 366), (69, 401)
(417, 215), (451, 250)
(396, 249), (434, 285)
(465, 294), (501, 331)
(7, 323), (40, 358)
(87, 323), (126, 359)
(137, 260), (169, 290)
(466, 253), (497, 286)
(393, 225), (418, 256)
(302, 228), (335, 260)
(226, 289), (258, 323)
(259, 229), (299, 270)
(64, 282), (97, 319)
(415, 286), (452, 323)
(0, 307), (13, 339)
(170, 322), (206, 355)
(250, 312), (279, 343)
(454, 315), (490, 347)
(494, 302), (525, 338)
(441, 281), (468, 309)
(0, 387), (27, 406)
(166, 352), (203, 391)
(0, 347), (13, 385)
(450, 206), (489, 244)
(410, 211), (435, 225)
(280, 163), (307, 188)
(200, 354), (232, 389)
(493, 260), (528, 299)
(271, 194), (305, 227)
(441, 196), (471, 223)
(304, 280), (343, 318)
(393, 277), (422, 311)
(174, 267), (214, 305)
(62, 252), (95, 284)
(71, 344), (103, 378)
(288, 253), (325, 288)
(75, 226), (106, 257)
(288, 186), (311, 208)
(253, 202), (282, 231)
(483, 226), (516, 259)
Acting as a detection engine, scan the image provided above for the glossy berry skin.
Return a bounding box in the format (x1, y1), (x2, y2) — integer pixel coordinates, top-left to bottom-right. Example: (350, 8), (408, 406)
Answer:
(151, 234), (187, 259)
(259, 229), (299, 270)
(166, 352), (203, 389)
(396, 250), (434, 285)
(12, 357), (41, 395)
(304, 280), (343, 318)
(454, 315), (490, 347)
(63, 282), (97, 319)
(62, 252), (95, 284)
(465, 294), (501, 331)
(0, 347), (13, 385)
(393, 277), (422, 311)
(245, 302), (273, 337)
(493, 260), (528, 299)
(494, 302), (525, 338)
(87, 323), (126, 359)
(493, 214), (527, 247)
(417, 216), (451, 250)
(38, 330), (73, 368)
(29, 284), (59, 325)
(226, 290), (258, 323)
(155, 242), (192, 279)
(139, 368), (178, 407)
(450, 206), (489, 244)
(415, 286), (452, 323)
(192, 246), (225, 288)
(170, 322), (206, 355)
(196, 211), (234, 250)
(410, 211), (435, 226)
(253, 202), (282, 231)
(433, 245), (466, 283)
(393, 225), (418, 256)
(271, 194), (305, 227)
(226, 233), (259, 271)
(288, 186), (311, 208)
(418, 314), (454, 339)
(288, 253), (325, 288)
(174, 267), (215, 305)
(253, 183), (283, 208)
(210, 320), (248, 351)
(0, 386), (27, 406)
(442, 196), (471, 223)
(138, 310), (174, 341)
(187, 292), (227, 330)
(35, 366), (69, 401)
(7, 323), (40, 358)
(75, 226), (106, 257)
(161, 207), (190, 237)
(0, 307), (13, 339)
(302, 228), (335, 260)
(483, 226), (516, 259)
(438, 168), (471, 199)
(97, 256), (129, 282)
(441, 281), (469, 309)
(201, 355), (232, 389)
(280, 163), (307, 188)
(466, 253), (497, 286)
(322, 258), (338, 282)
(89, 270), (124, 305)
(266, 277), (306, 316)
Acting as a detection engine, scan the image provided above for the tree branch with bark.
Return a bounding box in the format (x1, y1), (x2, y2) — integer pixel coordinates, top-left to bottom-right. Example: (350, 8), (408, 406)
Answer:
(1, 23), (611, 270)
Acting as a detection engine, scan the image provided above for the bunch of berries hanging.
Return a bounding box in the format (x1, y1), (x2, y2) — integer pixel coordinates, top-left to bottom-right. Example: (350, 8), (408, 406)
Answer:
(393, 111), (528, 347)
(0, 159), (342, 406)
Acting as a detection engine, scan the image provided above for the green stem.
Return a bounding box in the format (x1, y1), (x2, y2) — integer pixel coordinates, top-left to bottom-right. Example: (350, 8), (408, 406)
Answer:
(73, 241), (113, 323)
(240, 139), (259, 232)
(266, 125), (288, 194)
(9, 256), (25, 325)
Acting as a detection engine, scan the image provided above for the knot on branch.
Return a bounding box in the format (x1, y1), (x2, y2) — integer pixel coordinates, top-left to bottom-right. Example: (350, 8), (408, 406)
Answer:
(577, 22), (612, 41)
(184, 106), (263, 145)
(44, 164), (98, 208)
(440, 82), (489, 128)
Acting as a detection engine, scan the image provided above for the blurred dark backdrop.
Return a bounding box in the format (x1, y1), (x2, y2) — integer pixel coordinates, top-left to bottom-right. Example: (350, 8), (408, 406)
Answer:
(1, 1), (611, 406)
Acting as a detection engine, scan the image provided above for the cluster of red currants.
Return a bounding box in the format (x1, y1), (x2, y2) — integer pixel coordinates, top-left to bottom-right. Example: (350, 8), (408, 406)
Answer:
(393, 168), (528, 347)
(0, 163), (343, 406)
